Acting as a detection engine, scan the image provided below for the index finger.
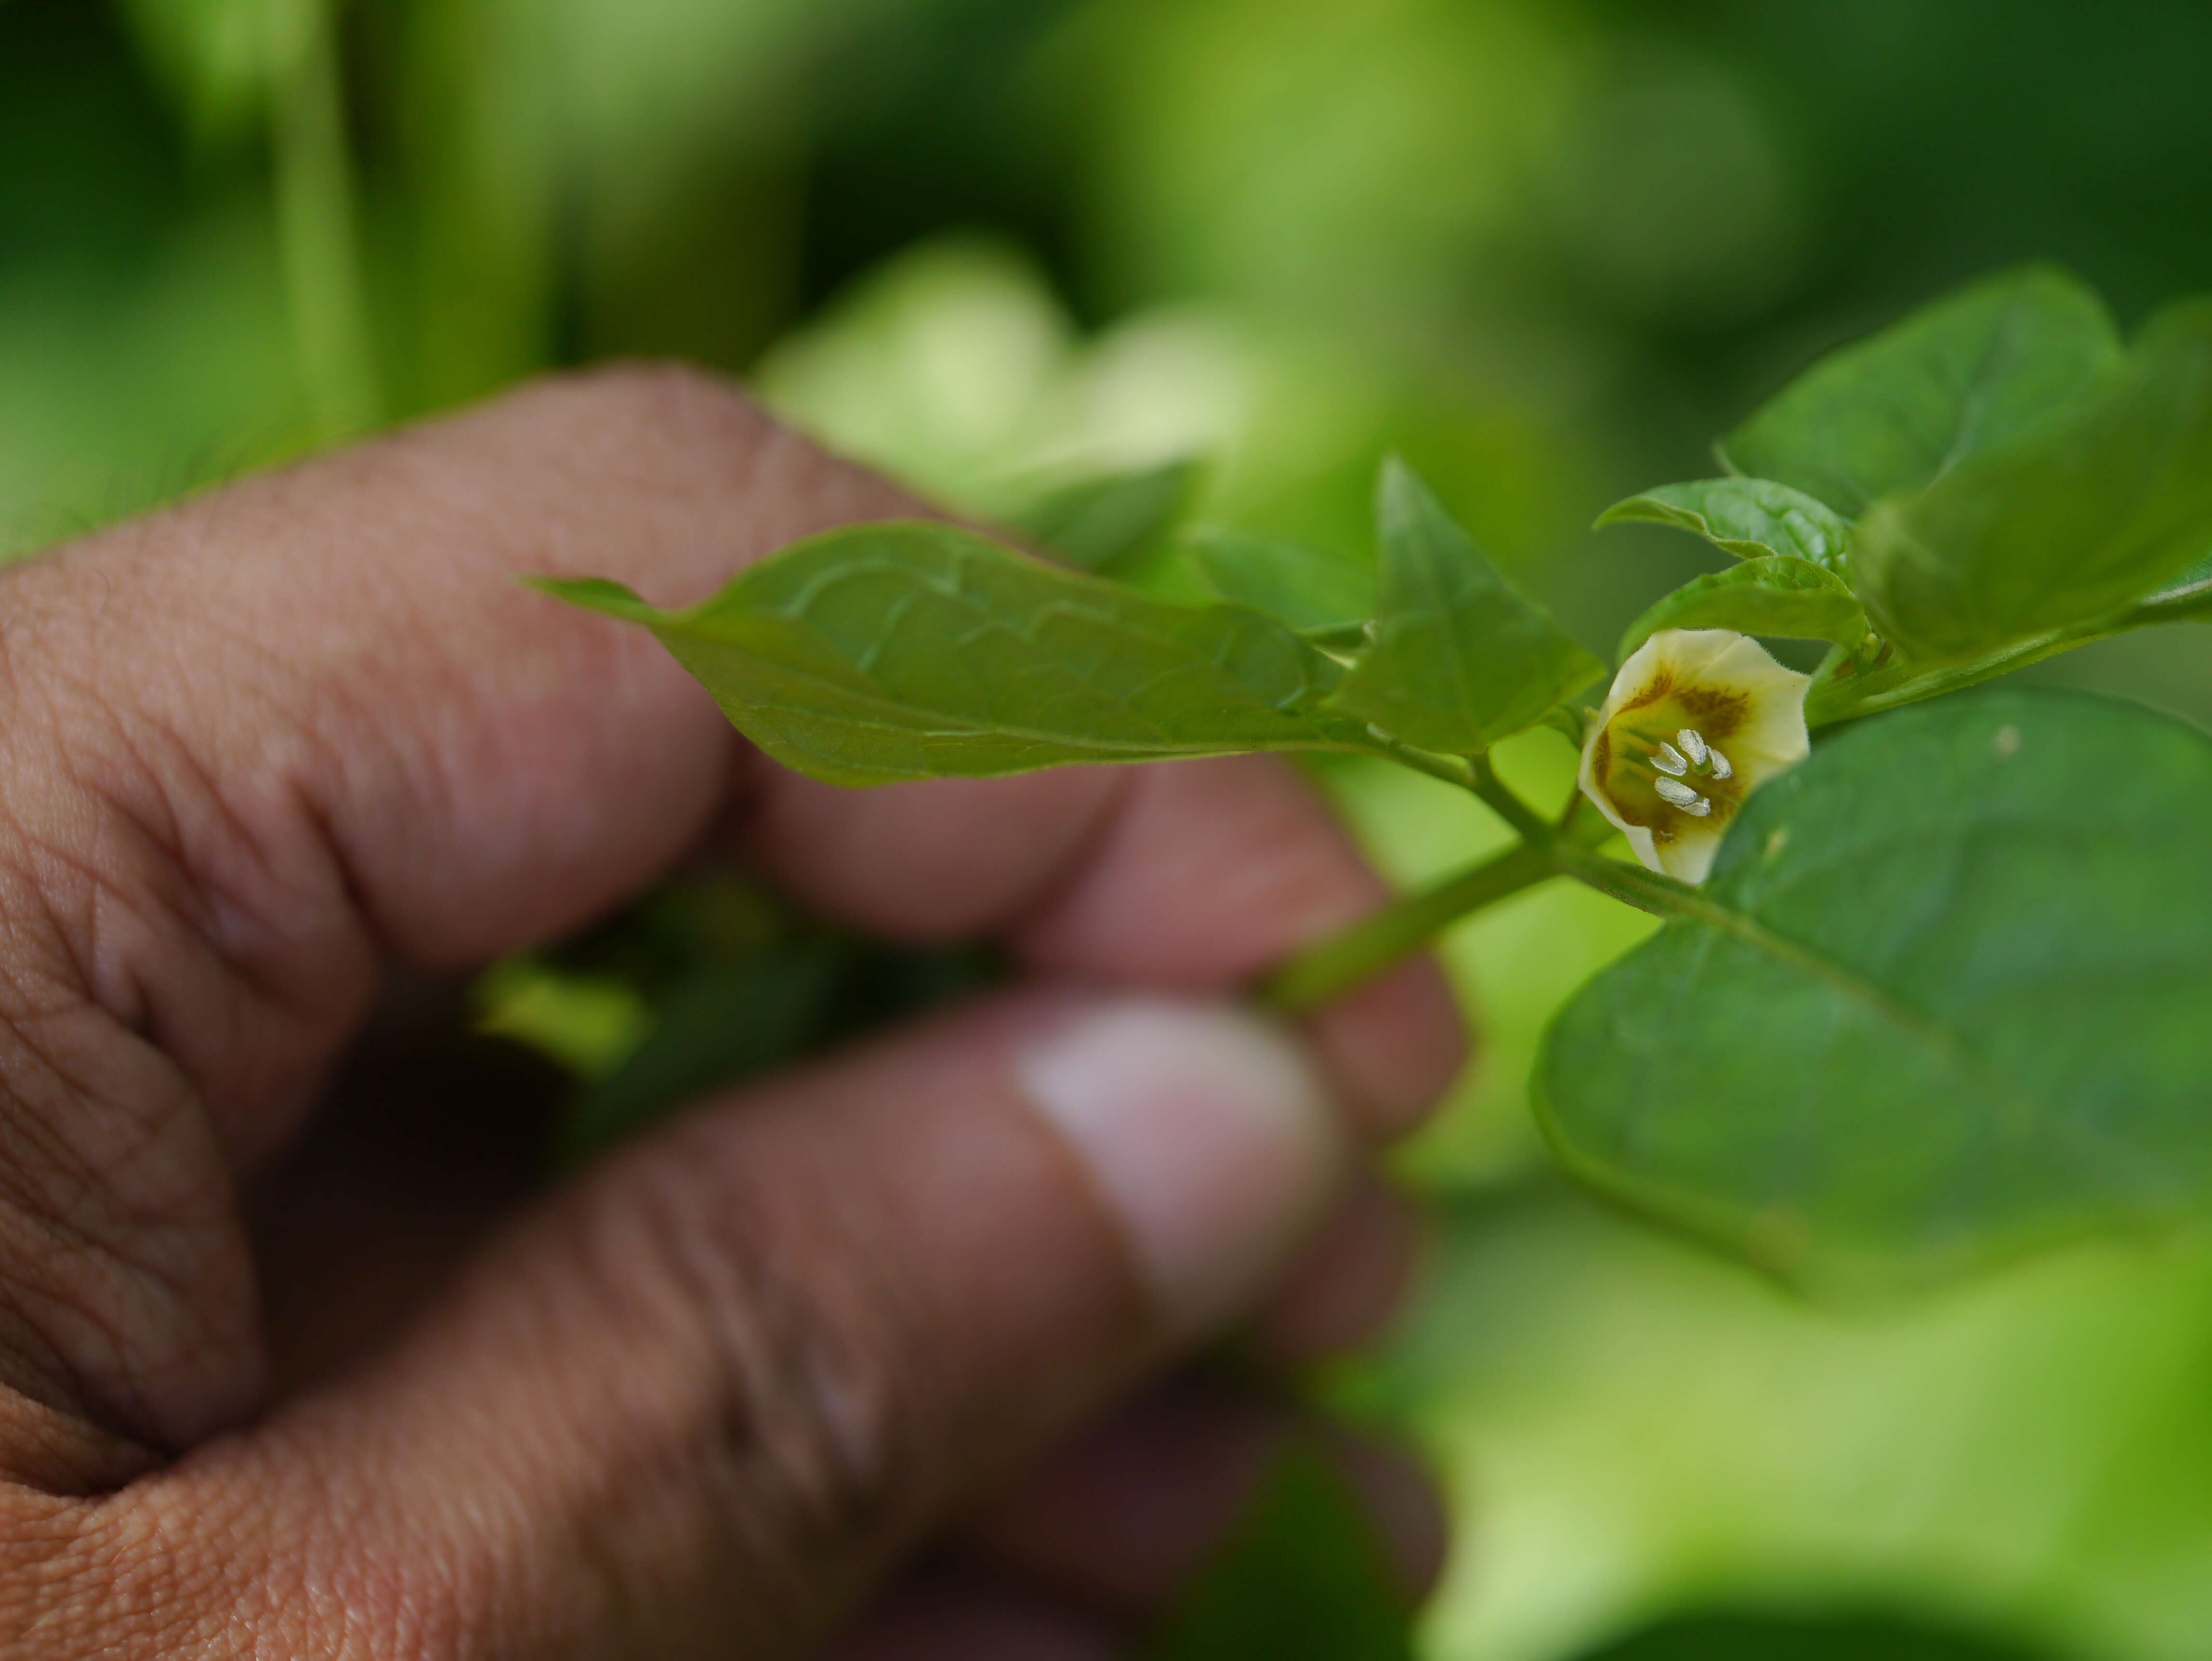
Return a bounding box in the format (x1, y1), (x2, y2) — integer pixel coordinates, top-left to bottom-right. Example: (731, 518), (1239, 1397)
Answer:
(6, 366), (1462, 1154)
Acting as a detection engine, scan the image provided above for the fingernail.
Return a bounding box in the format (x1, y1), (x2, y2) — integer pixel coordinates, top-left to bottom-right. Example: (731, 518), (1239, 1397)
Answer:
(1017, 996), (1347, 1334)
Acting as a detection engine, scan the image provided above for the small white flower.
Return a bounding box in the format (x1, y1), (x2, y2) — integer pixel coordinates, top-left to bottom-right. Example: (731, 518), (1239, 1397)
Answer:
(1578, 628), (1812, 884)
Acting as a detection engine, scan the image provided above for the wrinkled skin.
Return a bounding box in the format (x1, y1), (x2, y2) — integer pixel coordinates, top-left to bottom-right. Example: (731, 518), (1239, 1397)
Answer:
(0, 367), (1464, 1658)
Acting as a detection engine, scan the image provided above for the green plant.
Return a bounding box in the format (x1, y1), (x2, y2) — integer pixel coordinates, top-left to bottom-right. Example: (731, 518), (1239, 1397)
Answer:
(546, 263), (2212, 1300)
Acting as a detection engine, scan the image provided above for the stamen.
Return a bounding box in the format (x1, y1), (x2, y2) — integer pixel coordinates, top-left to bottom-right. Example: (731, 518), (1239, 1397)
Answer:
(1654, 775), (1707, 812)
(1675, 728), (1709, 767)
(1706, 746), (1733, 780)
(1652, 742), (1689, 777)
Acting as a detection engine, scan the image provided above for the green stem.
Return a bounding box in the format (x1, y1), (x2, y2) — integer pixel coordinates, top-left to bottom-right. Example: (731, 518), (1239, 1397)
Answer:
(1808, 573), (2212, 729)
(1259, 840), (1554, 1014)
(1806, 629), (2080, 726)
(1256, 753), (1711, 1013)
(1359, 737), (1475, 790)
(1259, 722), (1709, 1014)
(1466, 753), (1553, 842)
(272, 2), (381, 438)
(1547, 839), (1698, 919)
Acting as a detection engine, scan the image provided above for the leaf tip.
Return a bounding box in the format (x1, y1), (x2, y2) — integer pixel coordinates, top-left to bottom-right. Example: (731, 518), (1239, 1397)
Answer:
(527, 575), (662, 624)
(1592, 493), (1657, 532)
(1372, 452), (1424, 521)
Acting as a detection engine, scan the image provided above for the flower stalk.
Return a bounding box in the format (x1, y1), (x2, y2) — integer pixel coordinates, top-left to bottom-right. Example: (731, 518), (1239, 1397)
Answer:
(1259, 839), (1554, 1013)
(1262, 628), (1815, 1015)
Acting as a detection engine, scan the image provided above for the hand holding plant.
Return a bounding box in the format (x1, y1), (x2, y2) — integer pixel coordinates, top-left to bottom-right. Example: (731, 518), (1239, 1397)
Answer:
(0, 372), (1454, 1656)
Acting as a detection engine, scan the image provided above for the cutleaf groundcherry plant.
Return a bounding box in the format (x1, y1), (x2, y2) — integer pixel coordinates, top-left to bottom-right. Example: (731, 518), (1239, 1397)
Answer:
(551, 264), (2212, 1293)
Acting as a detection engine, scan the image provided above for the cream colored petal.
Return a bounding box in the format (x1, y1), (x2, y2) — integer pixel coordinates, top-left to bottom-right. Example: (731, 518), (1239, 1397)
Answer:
(1580, 724), (1640, 826)
(1592, 630), (1672, 727)
(1704, 631), (1807, 695)
(1701, 634), (1812, 774)
(1648, 627), (1750, 679)
(1620, 821), (1663, 875)
(1730, 711), (1812, 777)
(1654, 818), (1727, 883)
(1577, 706), (1669, 875)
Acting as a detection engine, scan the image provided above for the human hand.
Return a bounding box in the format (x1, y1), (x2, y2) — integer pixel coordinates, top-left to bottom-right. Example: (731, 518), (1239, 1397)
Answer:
(0, 368), (1465, 1657)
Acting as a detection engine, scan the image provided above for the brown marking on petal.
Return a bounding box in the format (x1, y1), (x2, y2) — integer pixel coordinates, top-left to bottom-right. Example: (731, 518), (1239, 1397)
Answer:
(1590, 726), (1612, 783)
(1677, 685), (1748, 738)
(1617, 671), (1674, 714)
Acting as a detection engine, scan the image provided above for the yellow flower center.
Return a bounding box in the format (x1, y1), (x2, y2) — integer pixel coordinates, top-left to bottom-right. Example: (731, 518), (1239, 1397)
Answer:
(1592, 685), (1751, 845)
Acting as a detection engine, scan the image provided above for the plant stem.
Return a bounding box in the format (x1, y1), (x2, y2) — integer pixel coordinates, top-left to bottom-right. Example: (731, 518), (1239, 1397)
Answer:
(1807, 573), (2212, 729)
(272, 2), (381, 438)
(1546, 840), (1697, 918)
(1466, 753), (1553, 842)
(1258, 839), (1554, 1014)
(1358, 737), (1476, 790)
(1256, 747), (1707, 1013)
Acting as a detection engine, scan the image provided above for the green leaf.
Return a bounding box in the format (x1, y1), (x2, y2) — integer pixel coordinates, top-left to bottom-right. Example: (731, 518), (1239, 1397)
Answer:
(1331, 460), (1602, 753)
(2142, 546), (2212, 622)
(1186, 526), (1374, 640)
(1617, 556), (1869, 661)
(540, 522), (1366, 786)
(1008, 460), (1200, 575)
(1854, 301), (2212, 659)
(1573, 1609), (2057, 1661)
(474, 959), (649, 1079)
(1538, 688), (2212, 1290)
(2157, 545), (2212, 595)
(1145, 1441), (1417, 1661)
(554, 945), (841, 1166)
(1596, 477), (1851, 574)
(1720, 264), (2122, 518)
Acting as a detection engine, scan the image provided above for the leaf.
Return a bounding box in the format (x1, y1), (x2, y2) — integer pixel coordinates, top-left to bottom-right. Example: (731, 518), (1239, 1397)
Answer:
(1538, 688), (2212, 1290)
(2154, 545), (2212, 598)
(1331, 459), (1602, 753)
(1617, 556), (1869, 661)
(2141, 545), (2212, 622)
(1854, 301), (2212, 658)
(1008, 460), (1200, 575)
(1596, 477), (1851, 574)
(540, 522), (1369, 786)
(554, 945), (842, 1166)
(1573, 1609), (2057, 1661)
(1720, 264), (2123, 518)
(474, 959), (649, 1078)
(1186, 526), (1374, 639)
(1144, 1441), (1417, 1661)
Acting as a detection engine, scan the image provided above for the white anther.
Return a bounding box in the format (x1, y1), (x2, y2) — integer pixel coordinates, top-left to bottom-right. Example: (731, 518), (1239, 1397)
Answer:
(1654, 775), (1706, 811)
(1652, 742), (1689, 777)
(1675, 728), (1709, 767)
(1705, 746), (1733, 780)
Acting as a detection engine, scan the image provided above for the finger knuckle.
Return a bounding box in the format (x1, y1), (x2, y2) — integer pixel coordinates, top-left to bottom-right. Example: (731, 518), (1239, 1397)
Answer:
(548, 1140), (941, 1639)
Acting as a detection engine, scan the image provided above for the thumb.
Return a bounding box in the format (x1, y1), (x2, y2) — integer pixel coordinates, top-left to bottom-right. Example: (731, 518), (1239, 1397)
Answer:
(200, 989), (1350, 1657)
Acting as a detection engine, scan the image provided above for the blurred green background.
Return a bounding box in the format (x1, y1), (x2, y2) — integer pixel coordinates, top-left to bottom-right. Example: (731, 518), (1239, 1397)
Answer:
(9, 1), (2212, 1656)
